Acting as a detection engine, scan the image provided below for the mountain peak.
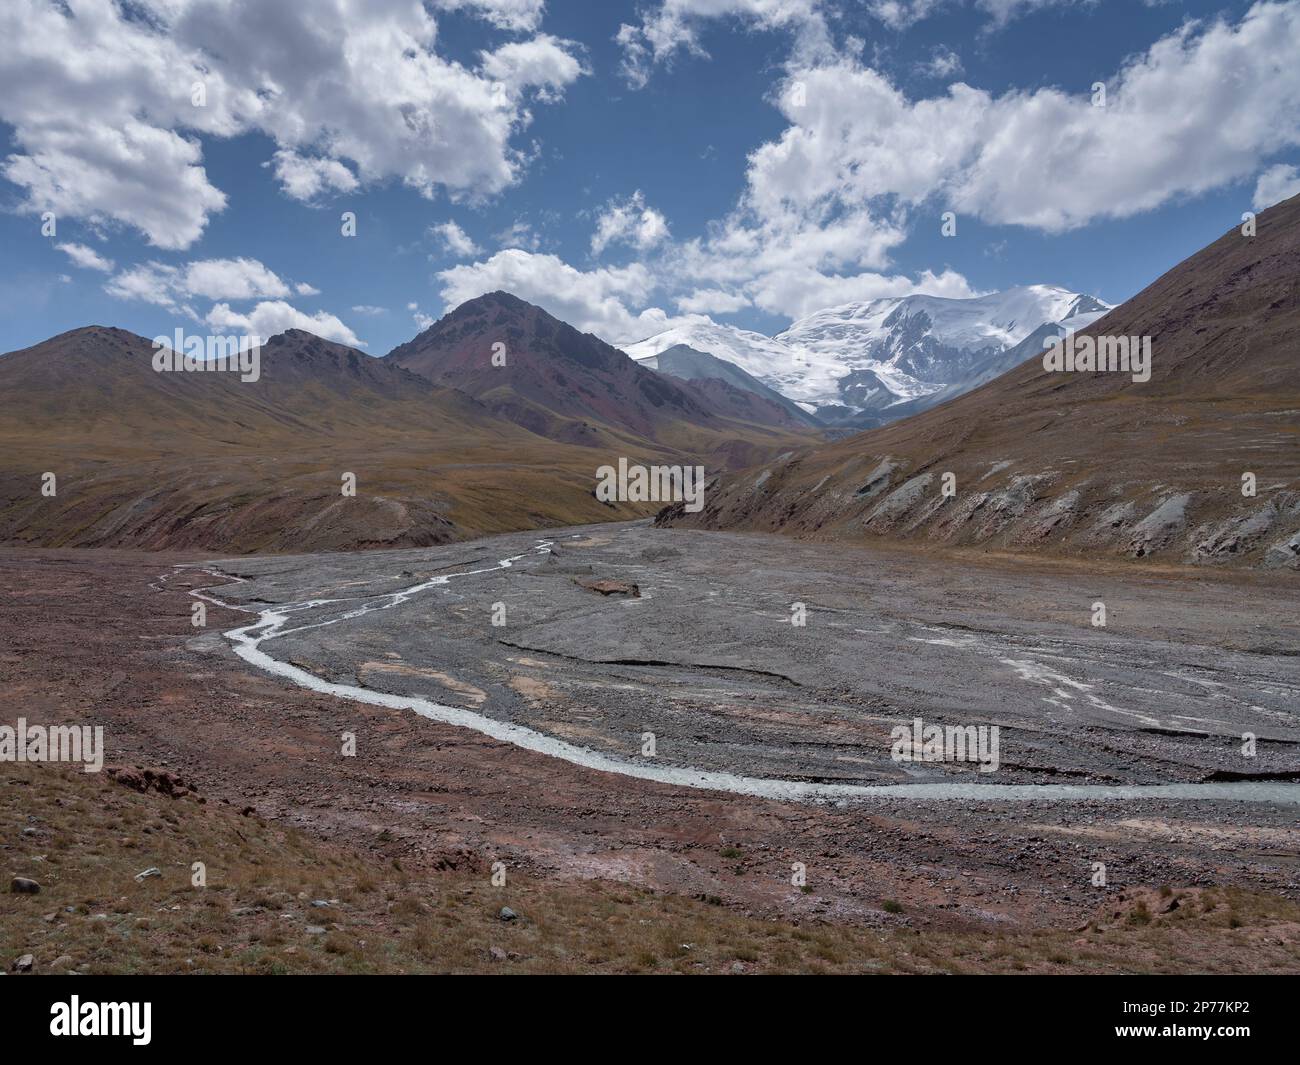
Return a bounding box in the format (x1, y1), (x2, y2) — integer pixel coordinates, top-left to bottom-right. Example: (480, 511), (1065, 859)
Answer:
(442, 289), (536, 322)
(386, 289), (733, 442)
(626, 285), (1111, 427)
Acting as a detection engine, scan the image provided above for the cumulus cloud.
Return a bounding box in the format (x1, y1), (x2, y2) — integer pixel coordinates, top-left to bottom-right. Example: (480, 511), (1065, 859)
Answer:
(432, 221), (484, 258)
(270, 151), (359, 202)
(480, 34), (587, 101)
(676, 289), (752, 314)
(4, 118), (228, 251)
(182, 258), (296, 302)
(103, 264), (188, 310)
(437, 249), (689, 343)
(1252, 163), (1300, 209)
(751, 4), (1300, 234)
(205, 301), (363, 347)
(56, 242), (114, 273)
(105, 257), (310, 309)
(590, 191), (671, 256)
(0, 0), (585, 248)
(432, 0), (547, 32)
(616, 0), (828, 88)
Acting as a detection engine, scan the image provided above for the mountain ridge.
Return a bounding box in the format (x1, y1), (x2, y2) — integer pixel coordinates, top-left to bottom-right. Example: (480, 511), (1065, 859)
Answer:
(625, 284), (1111, 426)
(656, 194), (1300, 569)
(387, 290), (820, 465)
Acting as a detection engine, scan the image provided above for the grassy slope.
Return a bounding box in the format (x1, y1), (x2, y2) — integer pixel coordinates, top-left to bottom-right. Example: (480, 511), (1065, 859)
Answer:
(4, 764), (1297, 975)
(0, 327), (659, 551)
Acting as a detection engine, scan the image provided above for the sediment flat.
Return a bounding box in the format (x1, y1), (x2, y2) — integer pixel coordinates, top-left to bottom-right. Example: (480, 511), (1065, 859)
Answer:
(2, 523), (1297, 931)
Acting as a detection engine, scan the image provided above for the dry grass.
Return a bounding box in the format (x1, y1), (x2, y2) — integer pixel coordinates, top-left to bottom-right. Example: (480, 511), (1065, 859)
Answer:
(4, 764), (1298, 975)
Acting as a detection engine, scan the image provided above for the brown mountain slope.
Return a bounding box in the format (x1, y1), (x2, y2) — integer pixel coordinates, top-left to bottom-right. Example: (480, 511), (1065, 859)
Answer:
(387, 290), (819, 466)
(0, 327), (653, 551)
(660, 194), (1300, 569)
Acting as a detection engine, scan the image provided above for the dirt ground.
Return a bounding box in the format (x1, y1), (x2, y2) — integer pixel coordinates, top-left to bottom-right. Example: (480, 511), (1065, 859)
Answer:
(1, 526), (1298, 973)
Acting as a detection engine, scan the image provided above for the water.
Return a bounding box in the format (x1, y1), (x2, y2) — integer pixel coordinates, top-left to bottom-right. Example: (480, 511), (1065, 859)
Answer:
(189, 541), (1300, 807)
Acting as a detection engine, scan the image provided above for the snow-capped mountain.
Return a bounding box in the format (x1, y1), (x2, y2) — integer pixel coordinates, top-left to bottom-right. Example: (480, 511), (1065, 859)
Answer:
(624, 318), (801, 386)
(626, 285), (1111, 426)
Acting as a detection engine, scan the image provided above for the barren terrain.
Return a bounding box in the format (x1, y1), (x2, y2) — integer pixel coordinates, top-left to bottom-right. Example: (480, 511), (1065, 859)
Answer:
(2, 522), (1297, 974)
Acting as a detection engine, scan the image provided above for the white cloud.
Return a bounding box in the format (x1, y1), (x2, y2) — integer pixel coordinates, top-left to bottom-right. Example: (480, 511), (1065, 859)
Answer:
(590, 191), (671, 256)
(480, 34), (586, 101)
(56, 242), (114, 273)
(408, 302), (436, 331)
(104, 263), (185, 309)
(867, 0), (945, 28)
(749, 266), (979, 318)
(617, 0), (828, 88)
(351, 304), (388, 316)
(4, 118), (227, 251)
(432, 0), (547, 32)
(1252, 163), (1300, 209)
(658, 1), (1300, 320)
(495, 220), (542, 250)
(751, 4), (1300, 234)
(676, 289), (752, 314)
(918, 45), (963, 79)
(0, 0), (585, 248)
(182, 258), (294, 302)
(205, 301), (363, 347)
(270, 151), (359, 202)
(438, 249), (688, 343)
(104, 257), (313, 310)
(432, 221), (484, 258)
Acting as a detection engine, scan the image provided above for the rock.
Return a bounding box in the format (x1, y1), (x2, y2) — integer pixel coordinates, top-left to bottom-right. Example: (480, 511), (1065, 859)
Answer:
(573, 577), (640, 598)
(488, 946), (507, 961)
(134, 867), (162, 882)
(729, 961), (745, 974)
(305, 926), (327, 935)
(311, 900), (331, 908)
(105, 765), (197, 799)
(497, 907), (518, 922)
(10, 877), (40, 894)
(12, 954), (34, 973)
(49, 955), (74, 971)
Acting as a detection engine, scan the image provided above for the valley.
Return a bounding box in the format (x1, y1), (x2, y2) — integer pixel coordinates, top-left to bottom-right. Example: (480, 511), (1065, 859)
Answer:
(3, 0), (1299, 996)
(3, 522), (1295, 965)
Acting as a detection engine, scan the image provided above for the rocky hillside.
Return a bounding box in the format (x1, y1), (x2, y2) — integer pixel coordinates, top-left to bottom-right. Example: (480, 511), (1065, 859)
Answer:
(659, 195), (1300, 569)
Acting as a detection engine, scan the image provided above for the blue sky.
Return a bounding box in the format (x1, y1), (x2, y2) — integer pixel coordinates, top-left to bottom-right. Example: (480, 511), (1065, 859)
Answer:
(2, 0), (1298, 355)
